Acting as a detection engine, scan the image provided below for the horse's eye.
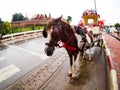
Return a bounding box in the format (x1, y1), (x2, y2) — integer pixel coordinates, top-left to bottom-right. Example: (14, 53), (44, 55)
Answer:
(80, 41), (83, 43)
(58, 25), (62, 30)
(52, 32), (58, 38)
(51, 26), (55, 29)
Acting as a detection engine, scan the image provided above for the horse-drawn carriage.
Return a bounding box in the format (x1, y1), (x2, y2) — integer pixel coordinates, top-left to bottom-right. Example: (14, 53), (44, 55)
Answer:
(86, 26), (103, 47)
(42, 16), (103, 79)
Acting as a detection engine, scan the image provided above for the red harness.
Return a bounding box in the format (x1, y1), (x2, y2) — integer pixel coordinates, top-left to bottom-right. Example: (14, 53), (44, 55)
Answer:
(59, 26), (80, 52)
(62, 42), (77, 51)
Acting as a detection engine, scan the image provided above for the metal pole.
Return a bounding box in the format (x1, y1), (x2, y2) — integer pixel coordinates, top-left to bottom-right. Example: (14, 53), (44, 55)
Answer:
(94, 0), (97, 12)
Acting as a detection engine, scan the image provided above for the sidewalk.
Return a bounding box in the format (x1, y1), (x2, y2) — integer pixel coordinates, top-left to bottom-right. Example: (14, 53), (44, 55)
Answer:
(102, 32), (120, 89)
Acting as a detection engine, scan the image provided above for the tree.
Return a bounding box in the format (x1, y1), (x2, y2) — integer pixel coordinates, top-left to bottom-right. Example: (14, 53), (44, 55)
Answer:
(12, 13), (25, 22)
(0, 18), (4, 23)
(66, 16), (72, 23)
(0, 18), (11, 35)
(114, 23), (120, 29)
(4, 21), (11, 34)
(0, 18), (4, 34)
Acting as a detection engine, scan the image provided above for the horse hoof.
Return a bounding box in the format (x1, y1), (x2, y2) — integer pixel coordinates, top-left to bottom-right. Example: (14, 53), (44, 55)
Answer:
(81, 60), (84, 63)
(89, 58), (92, 61)
(68, 72), (72, 77)
(71, 74), (77, 79)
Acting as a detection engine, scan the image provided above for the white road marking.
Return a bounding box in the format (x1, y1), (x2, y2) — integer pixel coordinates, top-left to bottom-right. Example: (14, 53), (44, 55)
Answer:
(6, 45), (49, 60)
(0, 56), (6, 62)
(0, 64), (20, 83)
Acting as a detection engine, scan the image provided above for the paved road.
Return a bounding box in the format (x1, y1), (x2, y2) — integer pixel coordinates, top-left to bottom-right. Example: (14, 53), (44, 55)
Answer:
(40, 47), (109, 90)
(0, 37), (48, 90)
(0, 37), (109, 90)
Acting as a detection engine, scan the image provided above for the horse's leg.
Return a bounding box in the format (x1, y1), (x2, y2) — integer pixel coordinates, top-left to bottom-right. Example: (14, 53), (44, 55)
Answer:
(80, 51), (84, 61)
(68, 54), (73, 77)
(88, 45), (92, 61)
(72, 53), (78, 78)
(80, 43), (86, 61)
(82, 48), (86, 60)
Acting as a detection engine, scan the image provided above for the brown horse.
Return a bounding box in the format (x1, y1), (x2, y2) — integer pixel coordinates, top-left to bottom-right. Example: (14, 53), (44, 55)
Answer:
(42, 16), (93, 78)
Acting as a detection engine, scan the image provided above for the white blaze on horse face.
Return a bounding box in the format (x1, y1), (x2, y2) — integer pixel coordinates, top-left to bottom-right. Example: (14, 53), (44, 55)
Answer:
(75, 33), (83, 49)
(45, 28), (53, 47)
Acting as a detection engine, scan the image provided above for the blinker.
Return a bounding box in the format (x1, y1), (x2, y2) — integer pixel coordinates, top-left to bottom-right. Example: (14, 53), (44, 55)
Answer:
(42, 27), (47, 38)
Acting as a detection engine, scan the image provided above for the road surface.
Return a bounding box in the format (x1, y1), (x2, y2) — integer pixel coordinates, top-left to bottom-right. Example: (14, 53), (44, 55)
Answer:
(0, 37), (109, 90)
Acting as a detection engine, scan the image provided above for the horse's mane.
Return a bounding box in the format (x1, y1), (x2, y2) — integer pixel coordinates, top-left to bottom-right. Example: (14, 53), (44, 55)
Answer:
(47, 18), (74, 35)
(61, 19), (75, 34)
(59, 19), (78, 46)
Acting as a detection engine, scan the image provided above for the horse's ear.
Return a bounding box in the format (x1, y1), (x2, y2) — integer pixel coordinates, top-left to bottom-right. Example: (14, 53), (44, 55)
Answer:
(55, 15), (63, 22)
(42, 27), (47, 38)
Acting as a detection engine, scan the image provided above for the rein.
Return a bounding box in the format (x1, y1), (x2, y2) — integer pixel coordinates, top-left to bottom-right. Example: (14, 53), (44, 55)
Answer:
(65, 26), (79, 45)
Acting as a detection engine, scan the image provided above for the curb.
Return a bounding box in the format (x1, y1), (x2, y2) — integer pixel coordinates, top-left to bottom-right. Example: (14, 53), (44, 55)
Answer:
(102, 36), (119, 90)
(110, 33), (120, 41)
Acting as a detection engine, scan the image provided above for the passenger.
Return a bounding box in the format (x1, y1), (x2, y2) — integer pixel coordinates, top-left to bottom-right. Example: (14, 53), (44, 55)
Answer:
(77, 20), (93, 42)
(117, 27), (120, 36)
(105, 26), (110, 33)
(78, 20), (88, 34)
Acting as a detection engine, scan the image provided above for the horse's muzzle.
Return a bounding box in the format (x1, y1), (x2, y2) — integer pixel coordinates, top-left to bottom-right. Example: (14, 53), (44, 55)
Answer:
(44, 46), (55, 56)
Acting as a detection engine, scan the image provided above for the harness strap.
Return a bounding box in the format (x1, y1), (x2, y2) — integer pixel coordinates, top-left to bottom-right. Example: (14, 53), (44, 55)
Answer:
(62, 42), (77, 51)
(65, 26), (79, 45)
(60, 26), (88, 52)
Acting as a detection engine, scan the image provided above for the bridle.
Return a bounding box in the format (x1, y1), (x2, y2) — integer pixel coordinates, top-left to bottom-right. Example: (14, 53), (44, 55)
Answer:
(45, 22), (80, 51)
(45, 42), (59, 47)
(45, 23), (62, 47)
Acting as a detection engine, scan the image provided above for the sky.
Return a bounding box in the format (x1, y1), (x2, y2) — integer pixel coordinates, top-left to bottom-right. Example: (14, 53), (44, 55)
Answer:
(0, 0), (120, 25)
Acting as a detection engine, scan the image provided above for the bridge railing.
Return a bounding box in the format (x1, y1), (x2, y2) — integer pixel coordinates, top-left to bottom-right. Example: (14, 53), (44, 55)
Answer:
(1, 30), (42, 45)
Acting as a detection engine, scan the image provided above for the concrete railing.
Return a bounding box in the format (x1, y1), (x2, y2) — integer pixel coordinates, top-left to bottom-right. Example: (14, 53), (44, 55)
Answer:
(1, 30), (42, 45)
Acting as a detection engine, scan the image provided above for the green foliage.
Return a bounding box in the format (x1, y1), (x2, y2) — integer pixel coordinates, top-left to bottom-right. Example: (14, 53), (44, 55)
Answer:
(12, 13), (25, 22)
(11, 26), (45, 33)
(0, 18), (4, 23)
(114, 23), (120, 29)
(11, 27), (31, 33)
(4, 21), (11, 31)
(66, 16), (72, 23)
(0, 18), (4, 34)
(0, 19), (11, 35)
(31, 25), (35, 30)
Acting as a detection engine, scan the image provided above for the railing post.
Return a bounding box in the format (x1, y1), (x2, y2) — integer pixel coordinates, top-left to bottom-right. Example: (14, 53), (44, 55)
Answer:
(11, 34), (14, 45)
(34, 30), (37, 39)
(24, 32), (27, 42)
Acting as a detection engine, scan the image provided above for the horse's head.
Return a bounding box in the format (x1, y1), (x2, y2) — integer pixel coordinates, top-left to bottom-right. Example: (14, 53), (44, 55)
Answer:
(42, 16), (63, 56)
